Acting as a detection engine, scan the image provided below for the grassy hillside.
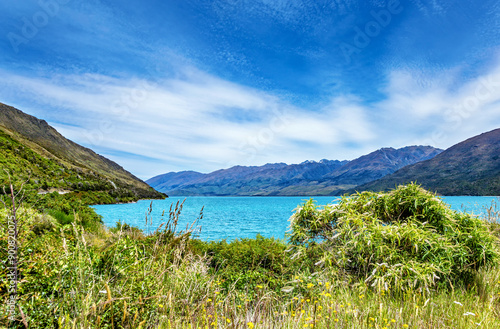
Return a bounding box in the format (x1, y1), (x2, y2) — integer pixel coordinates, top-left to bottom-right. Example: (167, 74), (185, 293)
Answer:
(0, 102), (164, 199)
(0, 128), (160, 228)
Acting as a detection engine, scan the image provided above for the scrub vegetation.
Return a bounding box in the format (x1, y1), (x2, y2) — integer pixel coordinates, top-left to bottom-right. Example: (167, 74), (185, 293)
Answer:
(1, 184), (500, 328)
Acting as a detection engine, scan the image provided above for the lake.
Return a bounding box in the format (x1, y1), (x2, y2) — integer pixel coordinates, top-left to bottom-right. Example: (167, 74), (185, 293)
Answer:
(91, 196), (499, 241)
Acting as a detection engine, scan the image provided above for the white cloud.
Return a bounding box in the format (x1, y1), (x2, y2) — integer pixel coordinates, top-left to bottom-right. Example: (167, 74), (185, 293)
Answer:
(1, 61), (500, 179)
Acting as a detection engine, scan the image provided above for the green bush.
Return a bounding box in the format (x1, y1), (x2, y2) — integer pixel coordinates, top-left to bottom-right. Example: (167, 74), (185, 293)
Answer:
(191, 235), (308, 293)
(289, 183), (500, 293)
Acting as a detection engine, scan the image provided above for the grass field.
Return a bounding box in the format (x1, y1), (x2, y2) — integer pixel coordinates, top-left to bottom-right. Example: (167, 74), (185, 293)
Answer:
(1, 185), (500, 328)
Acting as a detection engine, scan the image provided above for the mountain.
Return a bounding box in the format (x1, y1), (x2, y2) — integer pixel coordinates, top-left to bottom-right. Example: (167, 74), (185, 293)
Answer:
(321, 146), (442, 186)
(148, 160), (347, 196)
(355, 128), (500, 195)
(0, 102), (165, 202)
(148, 146), (442, 196)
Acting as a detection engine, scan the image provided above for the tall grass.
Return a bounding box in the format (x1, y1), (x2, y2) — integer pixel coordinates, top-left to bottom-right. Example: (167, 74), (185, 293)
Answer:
(1, 185), (500, 328)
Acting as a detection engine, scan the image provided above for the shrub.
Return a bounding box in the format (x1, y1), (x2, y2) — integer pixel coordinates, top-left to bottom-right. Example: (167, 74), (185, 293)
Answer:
(288, 183), (500, 293)
(193, 235), (293, 292)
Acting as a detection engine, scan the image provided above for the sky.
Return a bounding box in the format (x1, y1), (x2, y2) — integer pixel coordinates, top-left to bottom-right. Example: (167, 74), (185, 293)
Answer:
(1, 0), (500, 179)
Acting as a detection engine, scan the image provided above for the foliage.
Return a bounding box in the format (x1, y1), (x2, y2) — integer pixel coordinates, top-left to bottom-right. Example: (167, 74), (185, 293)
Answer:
(191, 235), (317, 295)
(289, 183), (500, 293)
(1, 184), (500, 328)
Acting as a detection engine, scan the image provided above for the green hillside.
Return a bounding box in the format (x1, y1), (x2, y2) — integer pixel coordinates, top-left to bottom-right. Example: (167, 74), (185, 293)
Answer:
(0, 103), (166, 227)
(0, 103), (164, 195)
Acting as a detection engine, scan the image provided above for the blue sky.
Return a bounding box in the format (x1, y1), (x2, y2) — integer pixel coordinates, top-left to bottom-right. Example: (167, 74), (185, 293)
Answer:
(1, 0), (500, 179)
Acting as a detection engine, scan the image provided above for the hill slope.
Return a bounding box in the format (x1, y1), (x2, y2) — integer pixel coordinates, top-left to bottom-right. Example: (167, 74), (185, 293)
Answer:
(148, 146), (442, 196)
(0, 102), (165, 202)
(355, 128), (500, 195)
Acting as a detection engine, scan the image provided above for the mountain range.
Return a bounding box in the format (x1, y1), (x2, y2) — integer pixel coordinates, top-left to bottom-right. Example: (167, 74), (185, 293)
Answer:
(355, 128), (500, 196)
(3, 101), (498, 199)
(147, 146), (443, 196)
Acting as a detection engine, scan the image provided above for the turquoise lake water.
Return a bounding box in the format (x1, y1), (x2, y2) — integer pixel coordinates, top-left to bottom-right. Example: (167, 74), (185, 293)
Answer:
(91, 196), (499, 241)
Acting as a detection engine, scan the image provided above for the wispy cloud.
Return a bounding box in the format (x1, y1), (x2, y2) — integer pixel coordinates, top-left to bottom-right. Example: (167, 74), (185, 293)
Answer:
(1, 1), (499, 179)
(2, 58), (500, 179)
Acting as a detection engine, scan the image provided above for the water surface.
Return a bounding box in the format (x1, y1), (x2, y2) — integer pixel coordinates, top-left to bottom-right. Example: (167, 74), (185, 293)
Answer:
(92, 196), (499, 241)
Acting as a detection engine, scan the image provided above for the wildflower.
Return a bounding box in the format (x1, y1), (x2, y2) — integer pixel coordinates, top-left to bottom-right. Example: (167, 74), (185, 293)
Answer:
(307, 283), (314, 289)
(359, 294), (365, 298)
(334, 318), (339, 322)
(391, 319), (396, 323)
(403, 325), (409, 328)
(158, 304), (163, 308)
(207, 298), (212, 302)
(226, 319), (231, 324)
(247, 322), (254, 329)
(369, 317), (375, 321)
(215, 291), (220, 295)
(257, 285), (264, 289)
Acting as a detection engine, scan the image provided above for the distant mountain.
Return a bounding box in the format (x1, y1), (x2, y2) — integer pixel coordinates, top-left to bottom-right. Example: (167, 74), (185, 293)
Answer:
(0, 102), (165, 202)
(148, 146), (442, 196)
(321, 146), (442, 186)
(355, 128), (500, 196)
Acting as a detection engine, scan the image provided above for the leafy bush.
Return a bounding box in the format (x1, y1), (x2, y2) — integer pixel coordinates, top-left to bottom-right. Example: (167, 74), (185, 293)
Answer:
(289, 184), (500, 293)
(192, 236), (292, 291)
